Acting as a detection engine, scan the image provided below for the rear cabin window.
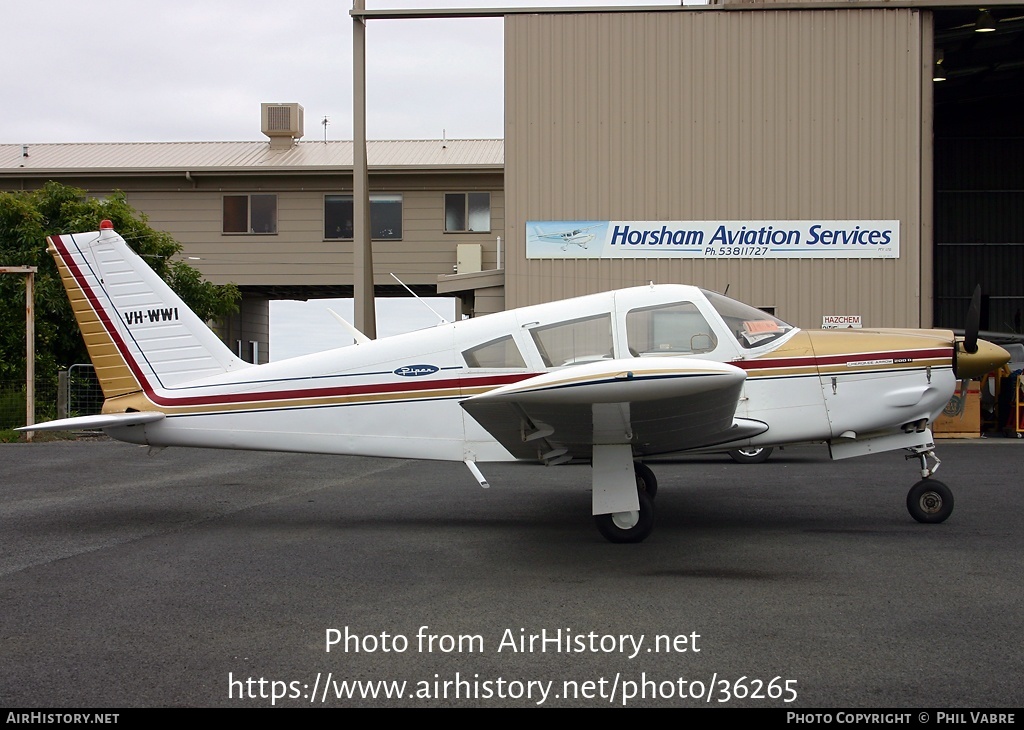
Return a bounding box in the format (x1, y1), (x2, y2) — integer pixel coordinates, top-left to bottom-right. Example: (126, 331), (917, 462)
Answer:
(463, 336), (527, 368)
(530, 314), (613, 367)
(626, 302), (718, 355)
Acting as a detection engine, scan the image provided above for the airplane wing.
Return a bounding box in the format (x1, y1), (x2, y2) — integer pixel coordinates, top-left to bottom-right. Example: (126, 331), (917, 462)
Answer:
(17, 411), (165, 433)
(460, 358), (766, 463)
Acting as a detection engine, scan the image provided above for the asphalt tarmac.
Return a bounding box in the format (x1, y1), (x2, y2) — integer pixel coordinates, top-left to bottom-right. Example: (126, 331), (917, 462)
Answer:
(2, 438), (1021, 708)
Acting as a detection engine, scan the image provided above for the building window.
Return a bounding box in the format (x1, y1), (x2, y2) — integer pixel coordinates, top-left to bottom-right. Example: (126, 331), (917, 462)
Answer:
(324, 195), (353, 240)
(325, 194), (403, 240)
(445, 192), (490, 232)
(223, 194), (277, 234)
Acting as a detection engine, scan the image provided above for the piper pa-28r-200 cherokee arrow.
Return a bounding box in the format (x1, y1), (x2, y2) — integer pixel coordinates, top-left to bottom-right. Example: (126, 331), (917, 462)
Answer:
(22, 222), (1010, 543)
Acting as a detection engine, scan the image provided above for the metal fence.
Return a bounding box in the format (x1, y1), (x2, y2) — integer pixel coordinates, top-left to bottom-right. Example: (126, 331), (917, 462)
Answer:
(0, 378), (58, 431)
(0, 382), (28, 430)
(0, 365), (101, 433)
(66, 364), (103, 419)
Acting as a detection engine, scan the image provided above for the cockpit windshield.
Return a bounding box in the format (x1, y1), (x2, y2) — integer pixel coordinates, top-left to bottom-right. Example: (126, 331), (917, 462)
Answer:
(702, 289), (796, 349)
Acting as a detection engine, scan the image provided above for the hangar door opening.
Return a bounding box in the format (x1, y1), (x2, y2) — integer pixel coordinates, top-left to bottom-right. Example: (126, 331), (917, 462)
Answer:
(933, 7), (1024, 335)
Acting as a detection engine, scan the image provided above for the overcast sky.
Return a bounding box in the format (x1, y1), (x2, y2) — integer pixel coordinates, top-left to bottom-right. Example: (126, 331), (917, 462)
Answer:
(4, 1), (678, 359)
(4, 0), (678, 144)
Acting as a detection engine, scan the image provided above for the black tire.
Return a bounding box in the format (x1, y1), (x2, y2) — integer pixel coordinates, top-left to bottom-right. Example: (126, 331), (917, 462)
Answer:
(594, 489), (655, 543)
(906, 479), (954, 524)
(727, 446), (774, 464)
(634, 461), (658, 499)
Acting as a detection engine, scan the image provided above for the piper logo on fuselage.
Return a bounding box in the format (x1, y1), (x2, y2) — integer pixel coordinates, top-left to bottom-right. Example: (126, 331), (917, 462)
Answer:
(123, 307), (179, 326)
(394, 364), (439, 377)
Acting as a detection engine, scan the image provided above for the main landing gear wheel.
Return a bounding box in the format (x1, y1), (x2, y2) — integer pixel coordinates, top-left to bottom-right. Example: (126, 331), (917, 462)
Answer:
(727, 446), (773, 464)
(595, 488), (655, 544)
(634, 461), (658, 498)
(906, 479), (954, 524)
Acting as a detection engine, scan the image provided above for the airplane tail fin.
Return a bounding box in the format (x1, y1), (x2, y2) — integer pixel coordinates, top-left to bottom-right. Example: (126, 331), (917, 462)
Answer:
(48, 221), (249, 399)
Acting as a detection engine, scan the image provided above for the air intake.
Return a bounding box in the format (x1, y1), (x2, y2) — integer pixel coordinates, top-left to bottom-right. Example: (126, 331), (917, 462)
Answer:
(261, 103), (304, 149)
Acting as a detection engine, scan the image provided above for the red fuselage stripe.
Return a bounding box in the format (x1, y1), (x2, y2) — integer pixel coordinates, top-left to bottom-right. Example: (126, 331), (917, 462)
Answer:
(736, 349), (952, 371)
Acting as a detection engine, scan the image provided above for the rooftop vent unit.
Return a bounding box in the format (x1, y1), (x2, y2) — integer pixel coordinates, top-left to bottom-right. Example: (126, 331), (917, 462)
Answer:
(261, 103), (304, 149)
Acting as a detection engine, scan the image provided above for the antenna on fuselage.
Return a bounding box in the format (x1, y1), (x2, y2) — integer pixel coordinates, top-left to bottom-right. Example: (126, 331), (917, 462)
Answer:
(327, 308), (372, 345)
(389, 273), (451, 325)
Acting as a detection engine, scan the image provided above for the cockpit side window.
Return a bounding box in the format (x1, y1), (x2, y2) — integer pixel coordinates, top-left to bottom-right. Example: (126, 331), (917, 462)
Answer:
(463, 335), (528, 368)
(530, 314), (613, 367)
(626, 302), (718, 356)
(702, 289), (795, 349)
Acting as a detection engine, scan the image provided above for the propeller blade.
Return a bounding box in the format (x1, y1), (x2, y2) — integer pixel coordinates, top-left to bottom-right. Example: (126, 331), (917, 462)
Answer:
(964, 284), (981, 354)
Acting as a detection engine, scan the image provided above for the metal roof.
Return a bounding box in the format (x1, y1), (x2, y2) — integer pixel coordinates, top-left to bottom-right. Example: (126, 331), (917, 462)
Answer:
(1, 139), (504, 175)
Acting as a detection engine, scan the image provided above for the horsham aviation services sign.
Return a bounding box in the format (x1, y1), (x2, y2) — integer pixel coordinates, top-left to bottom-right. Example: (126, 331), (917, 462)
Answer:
(822, 315), (863, 329)
(526, 220), (900, 259)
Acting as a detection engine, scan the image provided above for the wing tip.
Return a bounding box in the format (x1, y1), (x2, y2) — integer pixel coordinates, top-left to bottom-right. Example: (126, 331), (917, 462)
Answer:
(16, 411), (165, 433)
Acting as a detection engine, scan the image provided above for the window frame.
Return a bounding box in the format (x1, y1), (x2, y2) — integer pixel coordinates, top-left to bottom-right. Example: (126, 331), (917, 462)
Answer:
(625, 301), (720, 357)
(444, 192), (491, 233)
(324, 193), (404, 241)
(222, 193), (278, 235)
(462, 335), (528, 370)
(529, 313), (614, 368)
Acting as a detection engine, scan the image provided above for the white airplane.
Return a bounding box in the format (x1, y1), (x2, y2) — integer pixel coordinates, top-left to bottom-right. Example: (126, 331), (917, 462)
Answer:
(22, 222), (1010, 543)
(529, 224), (603, 250)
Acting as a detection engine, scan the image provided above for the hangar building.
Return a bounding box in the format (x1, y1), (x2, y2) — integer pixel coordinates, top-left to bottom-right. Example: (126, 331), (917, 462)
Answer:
(475, 2), (1023, 333)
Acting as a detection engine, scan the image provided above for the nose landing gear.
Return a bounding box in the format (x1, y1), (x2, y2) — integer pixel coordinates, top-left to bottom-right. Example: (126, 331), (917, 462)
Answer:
(905, 444), (953, 524)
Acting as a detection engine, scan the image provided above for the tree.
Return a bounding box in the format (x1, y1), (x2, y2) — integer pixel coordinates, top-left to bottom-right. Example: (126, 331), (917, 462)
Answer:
(0, 181), (240, 384)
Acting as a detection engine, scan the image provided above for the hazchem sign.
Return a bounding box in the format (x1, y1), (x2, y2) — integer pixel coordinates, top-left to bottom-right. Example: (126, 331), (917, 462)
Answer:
(526, 220), (900, 259)
(822, 315), (863, 329)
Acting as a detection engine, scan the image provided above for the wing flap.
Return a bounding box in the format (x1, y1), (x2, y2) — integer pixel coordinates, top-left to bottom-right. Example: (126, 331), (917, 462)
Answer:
(461, 358), (750, 460)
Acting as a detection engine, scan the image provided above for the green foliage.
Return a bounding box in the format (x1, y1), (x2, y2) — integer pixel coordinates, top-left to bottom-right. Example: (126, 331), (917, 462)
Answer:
(0, 387), (26, 429)
(0, 182), (240, 383)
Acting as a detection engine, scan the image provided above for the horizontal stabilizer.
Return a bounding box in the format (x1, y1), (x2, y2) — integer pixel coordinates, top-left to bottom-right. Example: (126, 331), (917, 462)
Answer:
(17, 411), (165, 433)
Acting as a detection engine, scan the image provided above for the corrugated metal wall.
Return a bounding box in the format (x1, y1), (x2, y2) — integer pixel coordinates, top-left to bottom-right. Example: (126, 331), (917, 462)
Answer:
(505, 9), (930, 329)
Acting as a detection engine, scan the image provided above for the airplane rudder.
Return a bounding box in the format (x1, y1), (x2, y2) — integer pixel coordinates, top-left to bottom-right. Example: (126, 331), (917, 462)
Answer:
(47, 229), (146, 400)
(48, 222), (247, 391)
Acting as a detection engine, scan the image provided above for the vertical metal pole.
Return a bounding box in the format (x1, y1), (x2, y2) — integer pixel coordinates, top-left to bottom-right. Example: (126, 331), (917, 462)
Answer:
(352, 0), (377, 338)
(1, 267), (37, 439)
(58, 370), (68, 420)
(25, 271), (35, 441)
(919, 9), (934, 329)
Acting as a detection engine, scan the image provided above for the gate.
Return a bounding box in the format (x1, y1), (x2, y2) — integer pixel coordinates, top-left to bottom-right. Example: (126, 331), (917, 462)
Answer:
(65, 364), (104, 418)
